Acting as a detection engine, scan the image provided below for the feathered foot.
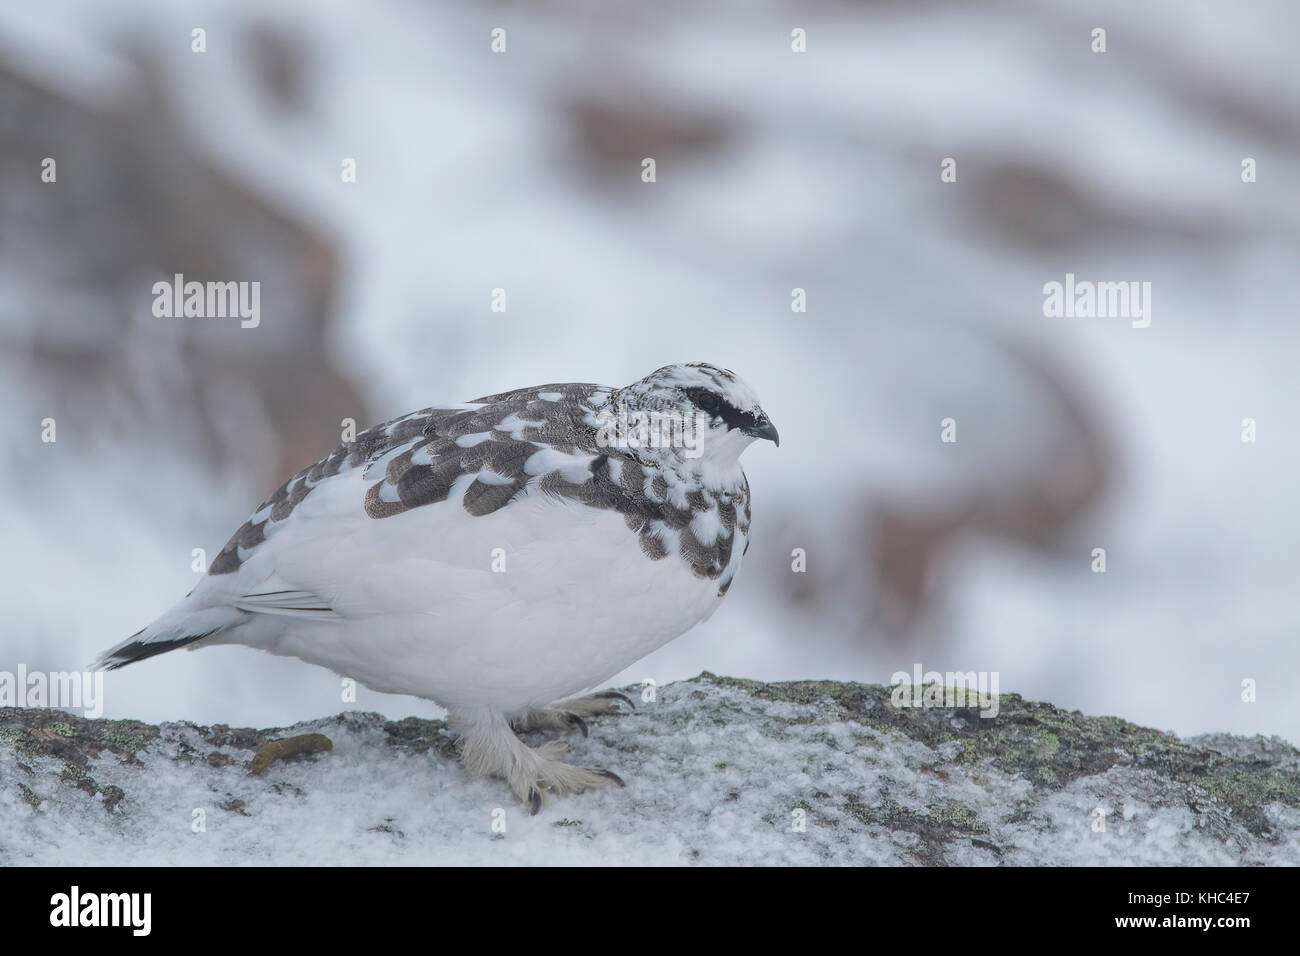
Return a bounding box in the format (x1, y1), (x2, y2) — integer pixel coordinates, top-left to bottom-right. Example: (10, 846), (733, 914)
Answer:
(451, 706), (626, 814)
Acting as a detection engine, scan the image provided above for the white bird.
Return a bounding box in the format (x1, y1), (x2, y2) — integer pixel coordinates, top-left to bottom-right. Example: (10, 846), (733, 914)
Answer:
(95, 362), (778, 811)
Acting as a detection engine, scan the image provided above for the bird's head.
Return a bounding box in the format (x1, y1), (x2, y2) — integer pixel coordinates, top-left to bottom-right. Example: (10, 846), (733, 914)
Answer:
(598, 362), (778, 476)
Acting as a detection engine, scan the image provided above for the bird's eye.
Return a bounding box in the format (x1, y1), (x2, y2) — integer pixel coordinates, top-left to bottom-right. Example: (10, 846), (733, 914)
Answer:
(695, 391), (719, 412)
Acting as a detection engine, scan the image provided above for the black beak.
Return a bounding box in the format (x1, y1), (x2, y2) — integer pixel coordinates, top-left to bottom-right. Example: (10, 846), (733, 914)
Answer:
(743, 416), (780, 447)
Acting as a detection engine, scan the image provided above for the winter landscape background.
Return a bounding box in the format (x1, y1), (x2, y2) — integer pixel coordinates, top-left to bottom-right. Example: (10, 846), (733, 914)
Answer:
(1, 0), (1297, 745)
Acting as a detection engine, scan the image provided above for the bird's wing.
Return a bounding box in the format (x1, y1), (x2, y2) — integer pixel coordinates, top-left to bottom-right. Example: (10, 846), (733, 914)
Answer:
(232, 571), (341, 618)
(194, 382), (614, 616)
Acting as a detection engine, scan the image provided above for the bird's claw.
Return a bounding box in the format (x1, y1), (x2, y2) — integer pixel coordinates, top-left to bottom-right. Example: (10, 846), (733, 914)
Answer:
(594, 768), (625, 787)
(564, 713), (590, 738)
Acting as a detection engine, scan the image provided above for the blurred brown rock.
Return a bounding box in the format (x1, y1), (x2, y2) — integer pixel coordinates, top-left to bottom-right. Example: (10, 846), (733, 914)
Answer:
(0, 48), (367, 487)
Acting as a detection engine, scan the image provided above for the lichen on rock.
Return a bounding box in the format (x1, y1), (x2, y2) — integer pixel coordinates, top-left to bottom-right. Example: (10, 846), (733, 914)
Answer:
(1, 676), (1297, 865)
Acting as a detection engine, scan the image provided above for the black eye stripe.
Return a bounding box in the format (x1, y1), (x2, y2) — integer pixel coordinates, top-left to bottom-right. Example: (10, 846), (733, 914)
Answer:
(720, 404), (760, 431)
(685, 387), (758, 430)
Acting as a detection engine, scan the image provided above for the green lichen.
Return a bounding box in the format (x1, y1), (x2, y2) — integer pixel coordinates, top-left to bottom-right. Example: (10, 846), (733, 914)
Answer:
(383, 716), (459, 759)
(843, 796), (993, 865)
(766, 713), (818, 727)
(0, 707), (160, 810)
(692, 672), (1300, 840)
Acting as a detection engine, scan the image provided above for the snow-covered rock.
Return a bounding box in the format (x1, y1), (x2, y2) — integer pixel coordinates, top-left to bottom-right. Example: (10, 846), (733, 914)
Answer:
(3, 673), (1298, 865)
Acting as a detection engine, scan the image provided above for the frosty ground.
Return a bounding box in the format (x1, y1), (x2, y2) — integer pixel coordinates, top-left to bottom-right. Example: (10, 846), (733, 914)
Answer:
(3, 674), (1297, 866)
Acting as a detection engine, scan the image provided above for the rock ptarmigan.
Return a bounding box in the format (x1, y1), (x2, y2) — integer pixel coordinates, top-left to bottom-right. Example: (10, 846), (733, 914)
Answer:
(94, 362), (778, 812)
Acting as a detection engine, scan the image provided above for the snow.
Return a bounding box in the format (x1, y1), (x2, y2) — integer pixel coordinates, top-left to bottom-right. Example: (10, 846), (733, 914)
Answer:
(4, 676), (1298, 865)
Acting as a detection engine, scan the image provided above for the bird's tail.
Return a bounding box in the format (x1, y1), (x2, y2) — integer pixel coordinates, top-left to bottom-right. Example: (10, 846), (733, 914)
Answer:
(91, 601), (246, 671)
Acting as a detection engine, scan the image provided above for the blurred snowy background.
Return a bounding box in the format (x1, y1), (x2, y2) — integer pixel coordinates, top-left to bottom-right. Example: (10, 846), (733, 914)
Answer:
(1, 0), (1297, 740)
